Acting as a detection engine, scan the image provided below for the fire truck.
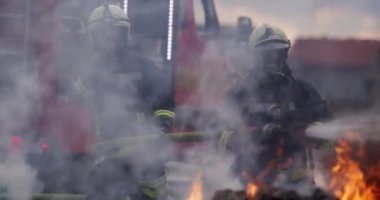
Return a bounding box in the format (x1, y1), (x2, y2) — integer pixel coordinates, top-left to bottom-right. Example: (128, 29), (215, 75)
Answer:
(0, 0), (253, 196)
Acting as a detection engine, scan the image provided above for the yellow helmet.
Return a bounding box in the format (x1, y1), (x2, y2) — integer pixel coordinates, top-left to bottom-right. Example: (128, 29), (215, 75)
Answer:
(248, 24), (290, 50)
(87, 5), (130, 31)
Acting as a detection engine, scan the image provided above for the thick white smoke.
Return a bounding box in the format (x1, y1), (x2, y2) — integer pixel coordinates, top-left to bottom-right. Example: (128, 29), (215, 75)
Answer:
(306, 112), (380, 141)
(0, 69), (43, 200)
(0, 155), (41, 200)
(4, 1), (372, 199)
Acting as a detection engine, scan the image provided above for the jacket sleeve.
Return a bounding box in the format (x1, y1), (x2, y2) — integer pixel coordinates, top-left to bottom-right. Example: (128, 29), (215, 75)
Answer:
(139, 57), (175, 132)
(291, 78), (330, 124)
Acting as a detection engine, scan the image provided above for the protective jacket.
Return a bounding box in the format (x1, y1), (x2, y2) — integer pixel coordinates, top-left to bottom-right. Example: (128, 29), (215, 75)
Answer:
(75, 48), (175, 138)
(221, 66), (329, 185)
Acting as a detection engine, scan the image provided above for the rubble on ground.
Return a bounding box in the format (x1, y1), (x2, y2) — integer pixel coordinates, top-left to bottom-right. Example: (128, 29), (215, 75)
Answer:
(211, 187), (337, 200)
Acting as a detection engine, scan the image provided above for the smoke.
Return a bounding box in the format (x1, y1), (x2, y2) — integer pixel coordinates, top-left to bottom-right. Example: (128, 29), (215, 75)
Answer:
(0, 68), (43, 199)
(303, 104), (380, 193)
(63, 32), (250, 199)
(0, 69), (41, 135)
(0, 155), (41, 200)
(162, 149), (243, 200)
(0, 1), (63, 198)
(176, 39), (246, 187)
(4, 0), (374, 199)
(306, 112), (380, 141)
(77, 11), (251, 200)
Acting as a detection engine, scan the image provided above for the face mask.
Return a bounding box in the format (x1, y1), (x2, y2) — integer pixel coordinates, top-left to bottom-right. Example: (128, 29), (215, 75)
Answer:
(262, 49), (287, 75)
(252, 48), (288, 77)
(90, 24), (129, 52)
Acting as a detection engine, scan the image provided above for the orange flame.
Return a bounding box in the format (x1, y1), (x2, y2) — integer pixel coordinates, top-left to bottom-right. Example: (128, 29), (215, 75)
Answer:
(241, 171), (259, 199)
(246, 182), (259, 200)
(367, 161), (380, 197)
(329, 139), (376, 200)
(187, 173), (202, 200)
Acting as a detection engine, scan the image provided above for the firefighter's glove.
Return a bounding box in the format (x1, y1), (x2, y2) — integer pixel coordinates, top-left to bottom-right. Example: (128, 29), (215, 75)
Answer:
(267, 103), (282, 120)
(154, 110), (175, 133)
(318, 140), (335, 150)
(262, 123), (282, 136)
(159, 117), (175, 133)
(291, 168), (308, 182)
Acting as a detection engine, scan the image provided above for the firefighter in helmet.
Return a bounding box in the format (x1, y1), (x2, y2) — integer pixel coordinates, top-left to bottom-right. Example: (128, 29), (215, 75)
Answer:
(76, 4), (175, 135)
(81, 4), (175, 200)
(219, 24), (329, 188)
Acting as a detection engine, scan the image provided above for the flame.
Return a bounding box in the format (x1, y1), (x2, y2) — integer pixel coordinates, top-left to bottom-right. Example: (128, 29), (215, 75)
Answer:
(246, 182), (259, 200)
(329, 139), (376, 200)
(187, 173), (202, 200)
(367, 161), (380, 197)
(368, 161), (380, 199)
(346, 131), (361, 141)
(241, 171), (259, 199)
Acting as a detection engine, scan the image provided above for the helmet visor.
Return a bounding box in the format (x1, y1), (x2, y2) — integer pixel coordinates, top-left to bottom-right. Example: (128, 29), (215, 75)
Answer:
(89, 23), (129, 49)
(253, 39), (290, 50)
(254, 48), (288, 76)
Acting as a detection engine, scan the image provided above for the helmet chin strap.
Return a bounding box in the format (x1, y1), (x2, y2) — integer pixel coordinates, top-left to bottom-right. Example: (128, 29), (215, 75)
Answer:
(274, 72), (286, 77)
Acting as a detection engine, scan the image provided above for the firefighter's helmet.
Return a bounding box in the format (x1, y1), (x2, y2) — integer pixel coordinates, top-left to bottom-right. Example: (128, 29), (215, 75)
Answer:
(248, 24), (290, 51)
(248, 24), (291, 78)
(87, 5), (130, 31)
(87, 5), (130, 50)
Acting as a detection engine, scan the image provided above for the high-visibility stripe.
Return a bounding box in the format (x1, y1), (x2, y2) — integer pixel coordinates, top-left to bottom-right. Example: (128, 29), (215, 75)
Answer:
(107, 145), (141, 159)
(268, 103), (278, 112)
(141, 187), (159, 198)
(93, 132), (209, 156)
(31, 194), (131, 200)
(74, 79), (89, 97)
(291, 168), (307, 181)
(311, 121), (322, 126)
(139, 176), (167, 198)
(154, 109), (175, 118)
(219, 130), (233, 152)
(32, 194), (85, 200)
(136, 112), (146, 123)
(139, 176), (166, 188)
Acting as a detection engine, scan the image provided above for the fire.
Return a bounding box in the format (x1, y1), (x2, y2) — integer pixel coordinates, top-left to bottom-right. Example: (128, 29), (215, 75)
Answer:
(367, 161), (380, 197)
(241, 171), (259, 199)
(187, 173), (203, 200)
(329, 139), (376, 200)
(246, 182), (259, 200)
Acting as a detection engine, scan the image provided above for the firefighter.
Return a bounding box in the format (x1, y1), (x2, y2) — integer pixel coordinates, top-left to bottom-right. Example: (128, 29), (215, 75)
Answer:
(76, 4), (175, 135)
(81, 4), (175, 200)
(219, 24), (329, 188)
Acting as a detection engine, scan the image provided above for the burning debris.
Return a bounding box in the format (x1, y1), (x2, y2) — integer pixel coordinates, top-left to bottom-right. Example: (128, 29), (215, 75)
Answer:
(329, 139), (380, 200)
(212, 189), (246, 200)
(187, 173), (203, 200)
(203, 135), (380, 200)
(211, 188), (336, 200)
(246, 182), (259, 199)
